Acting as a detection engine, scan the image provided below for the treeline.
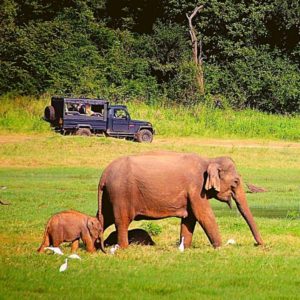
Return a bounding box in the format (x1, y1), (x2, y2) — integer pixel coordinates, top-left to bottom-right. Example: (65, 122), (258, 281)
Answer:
(1, 0), (299, 113)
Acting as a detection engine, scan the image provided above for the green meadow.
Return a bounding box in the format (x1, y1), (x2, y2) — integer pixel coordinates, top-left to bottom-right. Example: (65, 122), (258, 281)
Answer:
(0, 96), (299, 140)
(0, 133), (300, 299)
(0, 97), (299, 299)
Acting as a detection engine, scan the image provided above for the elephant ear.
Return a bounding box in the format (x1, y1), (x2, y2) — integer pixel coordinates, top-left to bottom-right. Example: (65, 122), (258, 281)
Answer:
(87, 218), (100, 239)
(205, 163), (221, 192)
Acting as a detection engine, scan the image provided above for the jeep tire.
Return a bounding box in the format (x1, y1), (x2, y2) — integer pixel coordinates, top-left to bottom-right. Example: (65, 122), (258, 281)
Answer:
(44, 106), (55, 121)
(76, 128), (92, 136)
(136, 129), (153, 143)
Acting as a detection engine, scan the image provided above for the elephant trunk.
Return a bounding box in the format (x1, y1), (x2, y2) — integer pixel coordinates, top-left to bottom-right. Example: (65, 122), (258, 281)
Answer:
(98, 231), (106, 254)
(232, 179), (264, 245)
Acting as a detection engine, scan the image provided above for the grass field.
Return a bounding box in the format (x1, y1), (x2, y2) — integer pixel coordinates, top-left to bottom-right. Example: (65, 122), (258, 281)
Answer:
(1, 95), (300, 140)
(0, 132), (299, 299)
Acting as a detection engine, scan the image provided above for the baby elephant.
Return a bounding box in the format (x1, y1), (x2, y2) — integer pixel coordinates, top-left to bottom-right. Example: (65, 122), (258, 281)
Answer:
(38, 210), (104, 253)
(105, 229), (155, 247)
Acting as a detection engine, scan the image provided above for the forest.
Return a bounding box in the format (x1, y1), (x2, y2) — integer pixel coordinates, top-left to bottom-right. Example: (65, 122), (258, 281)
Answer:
(1, 0), (299, 114)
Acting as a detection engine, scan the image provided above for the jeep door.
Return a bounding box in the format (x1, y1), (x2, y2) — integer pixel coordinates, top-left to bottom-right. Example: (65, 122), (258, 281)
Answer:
(111, 108), (130, 132)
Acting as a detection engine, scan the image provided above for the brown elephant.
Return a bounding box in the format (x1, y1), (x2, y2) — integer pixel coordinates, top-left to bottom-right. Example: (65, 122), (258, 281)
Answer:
(97, 151), (263, 249)
(104, 229), (155, 247)
(38, 210), (105, 253)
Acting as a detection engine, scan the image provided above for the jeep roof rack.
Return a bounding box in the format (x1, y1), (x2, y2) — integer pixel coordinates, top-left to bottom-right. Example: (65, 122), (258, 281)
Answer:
(51, 96), (108, 105)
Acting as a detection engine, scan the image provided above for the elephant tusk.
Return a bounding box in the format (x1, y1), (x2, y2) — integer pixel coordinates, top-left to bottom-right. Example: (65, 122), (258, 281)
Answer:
(227, 199), (232, 209)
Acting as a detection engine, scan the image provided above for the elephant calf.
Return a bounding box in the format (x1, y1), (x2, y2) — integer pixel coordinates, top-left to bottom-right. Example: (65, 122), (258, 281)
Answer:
(37, 210), (104, 253)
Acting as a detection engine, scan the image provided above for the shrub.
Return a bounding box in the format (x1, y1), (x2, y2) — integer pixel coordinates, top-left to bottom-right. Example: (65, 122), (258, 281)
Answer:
(141, 222), (162, 236)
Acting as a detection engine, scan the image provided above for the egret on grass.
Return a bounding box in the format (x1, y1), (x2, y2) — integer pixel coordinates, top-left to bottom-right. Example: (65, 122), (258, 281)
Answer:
(59, 259), (68, 272)
(226, 239), (236, 245)
(110, 244), (120, 255)
(44, 246), (64, 255)
(68, 254), (81, 260)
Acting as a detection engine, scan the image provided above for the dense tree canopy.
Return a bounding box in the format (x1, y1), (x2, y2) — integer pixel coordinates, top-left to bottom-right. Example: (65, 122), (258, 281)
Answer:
(0, 0), (299, 113)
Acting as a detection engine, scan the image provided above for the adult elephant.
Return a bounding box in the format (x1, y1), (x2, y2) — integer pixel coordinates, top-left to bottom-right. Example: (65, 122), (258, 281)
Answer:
(97, 151), (263, 249)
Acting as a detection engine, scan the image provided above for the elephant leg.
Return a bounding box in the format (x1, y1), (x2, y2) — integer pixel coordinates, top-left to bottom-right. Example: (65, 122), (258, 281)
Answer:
(52, 238), (62, 247)
(37, 233), (50, 253)
(113, 212), (132, 249)
(115, 221), (131, 248)
(180, 213), (196, 248)
(81, 233), (96, 253)
(190, 196), (222, 248)
(113, 203), (132, 248)
(71, 239), (79, 253)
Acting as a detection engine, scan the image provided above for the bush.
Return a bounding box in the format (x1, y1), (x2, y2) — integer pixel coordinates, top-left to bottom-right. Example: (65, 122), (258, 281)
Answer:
(0, 1), (299, 114)
(141, 222), (162, 236)
(221, 47), (300, 114)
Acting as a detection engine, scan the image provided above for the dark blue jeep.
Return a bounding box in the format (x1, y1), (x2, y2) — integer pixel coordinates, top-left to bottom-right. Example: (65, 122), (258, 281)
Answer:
(43, 97), (154, 142)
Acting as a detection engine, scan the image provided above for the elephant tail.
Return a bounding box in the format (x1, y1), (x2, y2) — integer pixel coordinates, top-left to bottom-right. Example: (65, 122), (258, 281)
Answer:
(97, 175), (106, 221)
(37, 219), (51, 252)
(97, 176), (106, 253)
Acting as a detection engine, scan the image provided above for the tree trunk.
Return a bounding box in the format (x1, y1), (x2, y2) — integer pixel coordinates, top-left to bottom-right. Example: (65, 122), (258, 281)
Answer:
(186, 5), (204, 95)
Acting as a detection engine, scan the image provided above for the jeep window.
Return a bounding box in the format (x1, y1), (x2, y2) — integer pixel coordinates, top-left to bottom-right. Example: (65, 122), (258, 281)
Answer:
(114, 109), (128, 119)
(65, 103), (104, 117)
(90, 104), (104, 116)
(65, 103), (80, 115)
(84, 104), (104, 117)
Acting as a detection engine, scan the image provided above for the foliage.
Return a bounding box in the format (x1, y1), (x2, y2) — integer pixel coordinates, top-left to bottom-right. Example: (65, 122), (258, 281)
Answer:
(286, 210), (300, 220)
(141, 222), (163, 236)
(216, 47), (300, 113)
(0, 0), (299, 113)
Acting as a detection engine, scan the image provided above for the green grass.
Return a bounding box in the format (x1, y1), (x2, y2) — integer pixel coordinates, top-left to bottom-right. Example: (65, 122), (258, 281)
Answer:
(127, 102), (300, 140)
(0, 133), (299, 299)
(0, 95), (299, 140)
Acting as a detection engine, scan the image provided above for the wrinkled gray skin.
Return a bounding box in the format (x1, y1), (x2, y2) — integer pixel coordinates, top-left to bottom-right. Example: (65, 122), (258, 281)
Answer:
(97, 151), (263, 249)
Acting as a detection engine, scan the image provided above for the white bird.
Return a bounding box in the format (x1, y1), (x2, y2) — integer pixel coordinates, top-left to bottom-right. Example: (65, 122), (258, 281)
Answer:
(110, 244), (120, 255)
(226, 239), (236, 245)
(178, 237), (185, 252)
(59, 259), (68, 272)
(68, 254), (81, 260)
(44, 246), (64, 255)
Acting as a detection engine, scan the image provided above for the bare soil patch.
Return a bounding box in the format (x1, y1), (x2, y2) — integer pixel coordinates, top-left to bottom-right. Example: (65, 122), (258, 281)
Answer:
(0, 133), (299, 148)
(155, 137), (300, 149)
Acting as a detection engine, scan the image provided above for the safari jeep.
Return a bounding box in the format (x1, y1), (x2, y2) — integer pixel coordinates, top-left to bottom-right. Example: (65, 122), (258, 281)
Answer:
(43, 97), (155, 143)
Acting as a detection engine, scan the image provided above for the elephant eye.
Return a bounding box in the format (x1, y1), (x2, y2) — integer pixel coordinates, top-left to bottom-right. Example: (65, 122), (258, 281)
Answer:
(231, 178), (240, 188)
(232, 178), (239, 188)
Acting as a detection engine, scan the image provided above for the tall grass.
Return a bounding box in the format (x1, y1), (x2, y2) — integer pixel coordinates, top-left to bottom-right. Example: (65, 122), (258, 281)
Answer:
(127, 102), (300, 141)
(0, 96), (299, 140)
(0, 95), (49, 133)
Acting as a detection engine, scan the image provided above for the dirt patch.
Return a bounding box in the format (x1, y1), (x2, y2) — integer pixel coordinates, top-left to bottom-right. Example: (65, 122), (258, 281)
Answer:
(0, 134), (48, 144)
(155, 137), (300, 149)
(0, 133), (299, 148)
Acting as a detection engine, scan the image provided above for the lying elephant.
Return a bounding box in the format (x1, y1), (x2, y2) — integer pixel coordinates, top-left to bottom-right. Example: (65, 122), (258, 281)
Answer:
(38, 210), (105, 253)
(104, 228), (155, 247)
(97, 151), (263, 249)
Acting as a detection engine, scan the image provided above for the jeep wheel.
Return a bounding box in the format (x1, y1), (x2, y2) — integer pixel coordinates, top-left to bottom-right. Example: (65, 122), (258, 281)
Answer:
(136, 129), (153, 143)
(44, 106), (55, 121)
(76, 128), (92, 136)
